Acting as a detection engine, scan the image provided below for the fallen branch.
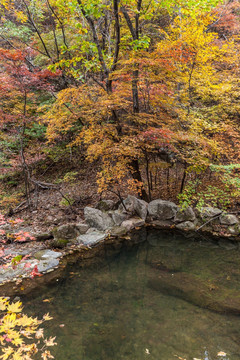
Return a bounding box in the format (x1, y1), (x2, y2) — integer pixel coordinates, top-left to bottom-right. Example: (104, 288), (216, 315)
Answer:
(196, 214), (221, 231)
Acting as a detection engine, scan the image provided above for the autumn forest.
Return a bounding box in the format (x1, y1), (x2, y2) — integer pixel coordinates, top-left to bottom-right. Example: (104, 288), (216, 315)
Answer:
(0, 0), (240, 215)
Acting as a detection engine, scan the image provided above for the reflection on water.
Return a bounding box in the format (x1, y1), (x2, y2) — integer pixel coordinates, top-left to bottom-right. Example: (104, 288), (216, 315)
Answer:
(23, 230), (240, 360)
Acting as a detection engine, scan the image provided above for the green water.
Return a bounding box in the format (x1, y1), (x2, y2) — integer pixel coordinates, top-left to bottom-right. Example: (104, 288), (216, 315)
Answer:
(24, 230), (240, 360)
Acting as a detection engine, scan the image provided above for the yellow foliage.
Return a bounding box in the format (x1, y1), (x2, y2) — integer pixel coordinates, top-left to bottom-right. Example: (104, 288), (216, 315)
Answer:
(0, 298), (56, 360)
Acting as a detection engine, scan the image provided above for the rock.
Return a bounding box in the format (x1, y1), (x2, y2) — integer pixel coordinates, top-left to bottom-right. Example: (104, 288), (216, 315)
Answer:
(147, 232), (175, 247)
(111, 210), (129, 226)
(148, 200), (178, 220)
(149, 220), (173, 229)
(53, 223), (79, 241)
(34, 232), (53, 241)
(228, 225), (240, 236)
(220, 214), (239, 226)
(96, 200), (115, 211)
(0, 256), (59, 284)
(84, 207), (114, 231)
(76, 222), (89, 234)
(33, 249), (62, 260)
(0, 260), (36, 283)
(218, 239), (237, 250)
(130, 227), (147, 244)
(37, 258), (59, 273)
(52, 238), (69, 248)
(109, 226), (128, 237)
(119, 195), (148, 220)
(0, 224), (12, 231)
(148, 270), (240, 314)
(176, 221), (196, 231)
(77, 230), (107, 247)
(174, 207), (196, 223)
(199, 207), (222, 219)
(121, 217), (145, 231)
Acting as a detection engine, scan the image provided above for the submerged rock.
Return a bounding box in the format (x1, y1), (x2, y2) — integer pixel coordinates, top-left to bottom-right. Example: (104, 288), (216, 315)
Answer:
(84, 207), (114, 231)
(148, 270), (240, 314)
(148, 200), (178, 220)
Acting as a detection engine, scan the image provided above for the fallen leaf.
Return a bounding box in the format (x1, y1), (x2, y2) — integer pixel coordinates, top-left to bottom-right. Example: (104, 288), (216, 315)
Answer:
(217, 352), (227, 357)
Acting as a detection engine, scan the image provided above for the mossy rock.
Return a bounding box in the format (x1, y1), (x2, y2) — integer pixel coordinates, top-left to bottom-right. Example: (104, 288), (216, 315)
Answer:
(52, 238), (70, 248)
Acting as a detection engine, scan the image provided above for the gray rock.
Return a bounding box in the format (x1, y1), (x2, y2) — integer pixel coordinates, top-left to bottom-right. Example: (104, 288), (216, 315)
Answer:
(176, 221), (196, 231)
(109, 226), (128, 237)
(220, 214), (239, 226)
(34, 249), (62, 260)
(199, 207), (222, 219)
(174, 207), (196, 223)
(34, 232), (52, 241)
(148, 200), (178, 220)
(121, 217), (145, 231)
(76, 222), (89, 234)
(149, 220), (173, 229)
(37, 258), (59, 273)
(228, 225), (240, 236)
(53, 223), (79, 241)
(0, 259), (38, 283)
(111, 210), (129, 226)
(119, 195), (148, 220)
(96, 200), (115, 211)
(77, 230), (107, 246)
(84, 207), (114, 231)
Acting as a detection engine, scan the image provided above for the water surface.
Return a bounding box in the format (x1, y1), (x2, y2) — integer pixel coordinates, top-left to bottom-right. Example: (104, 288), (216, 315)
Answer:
(24, 230), (240, 360)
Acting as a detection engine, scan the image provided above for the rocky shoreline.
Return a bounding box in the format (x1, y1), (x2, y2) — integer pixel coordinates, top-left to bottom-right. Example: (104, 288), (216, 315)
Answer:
(0, 196), (239, 296)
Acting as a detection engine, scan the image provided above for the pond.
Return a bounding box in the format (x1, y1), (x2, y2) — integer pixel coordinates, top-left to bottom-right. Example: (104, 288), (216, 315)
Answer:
(23, 229), (240, 360)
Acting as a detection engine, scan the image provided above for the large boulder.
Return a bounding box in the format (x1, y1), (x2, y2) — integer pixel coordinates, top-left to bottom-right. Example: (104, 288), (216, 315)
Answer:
(84, 207), (114, 231)
(174, 207), (196, 223)
(220, 214), (239, 226)
(148, 200), (178, 220)
(119, 195), (148, 220)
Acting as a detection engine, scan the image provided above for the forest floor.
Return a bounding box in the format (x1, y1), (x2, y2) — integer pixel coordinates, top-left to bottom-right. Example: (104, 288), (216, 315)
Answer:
(1, 156), (239, 236)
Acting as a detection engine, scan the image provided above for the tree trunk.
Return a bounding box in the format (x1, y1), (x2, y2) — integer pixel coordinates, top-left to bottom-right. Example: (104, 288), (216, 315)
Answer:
(130, 159), (149, 202)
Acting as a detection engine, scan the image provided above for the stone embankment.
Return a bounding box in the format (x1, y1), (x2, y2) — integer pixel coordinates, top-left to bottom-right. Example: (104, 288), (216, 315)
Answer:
(0, 196), (239, 294)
